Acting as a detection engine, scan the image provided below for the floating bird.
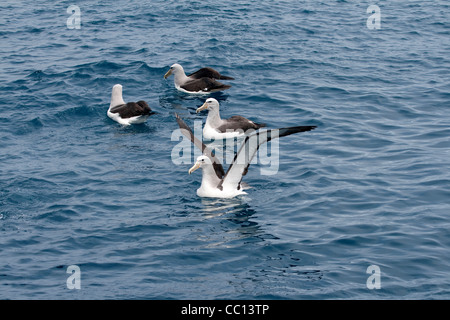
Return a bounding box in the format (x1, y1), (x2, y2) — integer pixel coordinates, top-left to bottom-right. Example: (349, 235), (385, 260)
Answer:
(175, 114), (316, 198)
(164, 64), (233, 94)
(107, 84), (152, 125)
(196, 98), (266, 140)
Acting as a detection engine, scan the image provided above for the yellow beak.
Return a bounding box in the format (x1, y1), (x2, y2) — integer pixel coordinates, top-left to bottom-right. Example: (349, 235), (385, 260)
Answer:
(164, 69), (173, 79)
(188, 162), (201, 175)
(196, 102), (208, 113)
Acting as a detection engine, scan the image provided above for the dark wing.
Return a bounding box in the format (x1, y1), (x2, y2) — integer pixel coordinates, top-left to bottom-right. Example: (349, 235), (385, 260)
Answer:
(216, 115), (266, 133)
(181, 78), (231, 93)
(137, 101), (151, 112)
(175, 113), (225, 180)
(218, 126), (317, 191)
(109, 101), (152, 119)
(188, 67), (234, 80)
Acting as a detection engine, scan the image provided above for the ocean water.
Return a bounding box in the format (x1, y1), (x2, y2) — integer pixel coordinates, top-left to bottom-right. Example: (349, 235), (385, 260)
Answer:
(0, 0), (449, 300)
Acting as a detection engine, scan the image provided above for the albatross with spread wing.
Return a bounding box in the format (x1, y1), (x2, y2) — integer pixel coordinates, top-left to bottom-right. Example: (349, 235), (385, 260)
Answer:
(175, 114), (316, 198)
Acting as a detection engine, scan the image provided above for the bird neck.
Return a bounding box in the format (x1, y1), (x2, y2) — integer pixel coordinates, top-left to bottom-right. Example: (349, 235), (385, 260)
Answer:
(110, 89), (125, 109)
(174, 70), (189, 86)
(200, 164), (222, 191)
(205, 108), (222, 127)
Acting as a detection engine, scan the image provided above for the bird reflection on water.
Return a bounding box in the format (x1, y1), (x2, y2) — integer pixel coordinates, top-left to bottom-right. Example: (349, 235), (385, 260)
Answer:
(197, 197), (278, 248)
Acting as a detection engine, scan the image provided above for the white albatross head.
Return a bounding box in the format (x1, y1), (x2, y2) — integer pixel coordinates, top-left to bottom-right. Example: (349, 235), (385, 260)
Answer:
(196, 98), (220, 113)
(164, 63), (185, 79)
(188, 155), (213, 175)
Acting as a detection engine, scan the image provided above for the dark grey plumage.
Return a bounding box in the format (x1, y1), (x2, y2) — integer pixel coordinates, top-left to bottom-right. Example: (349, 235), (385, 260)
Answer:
(216, 116), (266, 133)
(181, 78), (231, 93)
(109, 101), (152, 119)
(188, 67), (235, 81)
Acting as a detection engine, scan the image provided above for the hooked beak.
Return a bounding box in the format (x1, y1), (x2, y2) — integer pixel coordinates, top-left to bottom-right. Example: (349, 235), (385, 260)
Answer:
(188, 162), (201, 175)
(196, 102), (208, 113)
(164, 69), (173, 79)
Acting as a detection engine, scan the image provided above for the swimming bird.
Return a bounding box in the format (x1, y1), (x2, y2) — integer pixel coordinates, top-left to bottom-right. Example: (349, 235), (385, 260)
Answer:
(196, 98), (266, 140)
(107, 84), (152, 125)
(175, 114), (316, 198)
(164, 64), (233, 94)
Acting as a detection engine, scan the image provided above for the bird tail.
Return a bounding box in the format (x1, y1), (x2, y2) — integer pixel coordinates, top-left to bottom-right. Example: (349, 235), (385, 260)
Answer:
(137, 101), (152, 115)
(208, 84), (232, 93)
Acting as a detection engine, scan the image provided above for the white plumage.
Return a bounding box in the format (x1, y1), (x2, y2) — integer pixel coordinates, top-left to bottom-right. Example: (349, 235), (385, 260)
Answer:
(107, 84), (152, 126)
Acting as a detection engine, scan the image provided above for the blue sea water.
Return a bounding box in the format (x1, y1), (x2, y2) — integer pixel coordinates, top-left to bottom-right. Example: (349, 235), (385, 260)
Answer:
(0, 0), (449, 300)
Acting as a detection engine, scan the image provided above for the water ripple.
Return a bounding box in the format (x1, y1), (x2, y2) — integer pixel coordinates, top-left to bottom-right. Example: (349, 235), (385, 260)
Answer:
(1, 0), (449, 300)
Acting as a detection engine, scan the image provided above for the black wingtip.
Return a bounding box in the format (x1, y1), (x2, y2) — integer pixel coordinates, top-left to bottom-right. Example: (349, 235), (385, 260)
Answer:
(219, 75), (235, 80)
(291, 125), (317, 133)
(208, 84), (232, 93)
(276, 125), (317, 139)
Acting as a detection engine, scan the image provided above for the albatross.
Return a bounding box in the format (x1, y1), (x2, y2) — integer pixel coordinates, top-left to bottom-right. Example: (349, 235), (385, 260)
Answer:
(107, 84), (152, 125)
(175, 114), (316, 198)
(164, 64), (233, 94)
(196, 98), (266, 140)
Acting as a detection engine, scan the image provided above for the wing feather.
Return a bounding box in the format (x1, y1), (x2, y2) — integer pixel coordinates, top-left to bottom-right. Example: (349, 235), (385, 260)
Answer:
(175, 113), (225, 180)
(216, 115), (266, 133)
(218, 126), (316, 191)
(188, 67), (234, 80)
(181, 78), (231, 93)
(109, 101), (151, 119)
